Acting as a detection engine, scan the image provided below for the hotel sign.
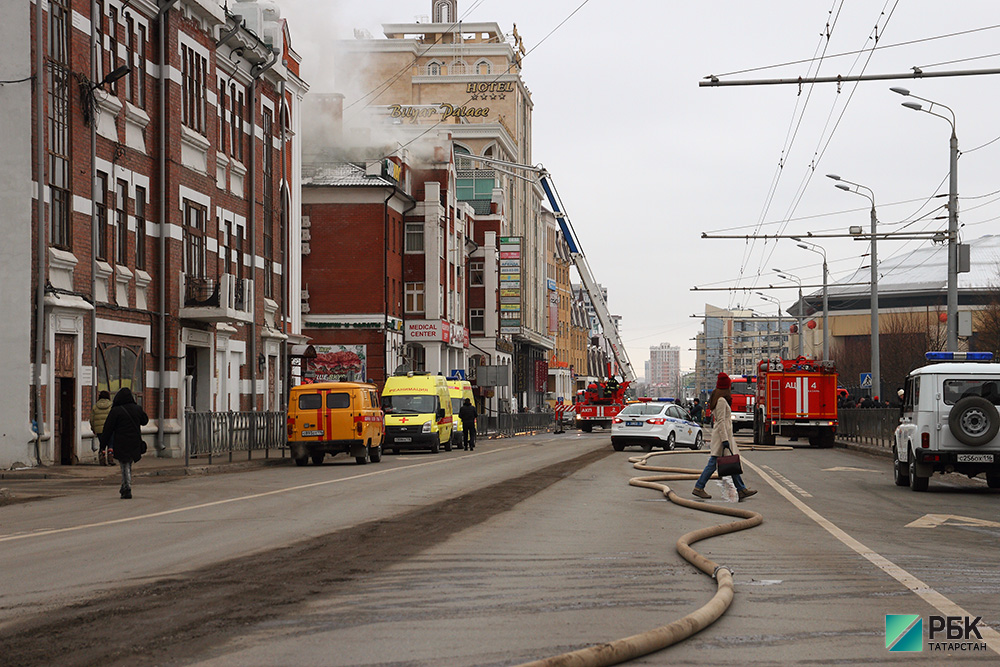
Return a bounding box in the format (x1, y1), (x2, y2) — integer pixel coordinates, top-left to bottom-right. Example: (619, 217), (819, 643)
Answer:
(389, 103), (491, 124)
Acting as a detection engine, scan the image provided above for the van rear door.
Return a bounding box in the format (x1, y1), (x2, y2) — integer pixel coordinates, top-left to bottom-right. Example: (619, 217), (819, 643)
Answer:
(323, 389), (354, 441)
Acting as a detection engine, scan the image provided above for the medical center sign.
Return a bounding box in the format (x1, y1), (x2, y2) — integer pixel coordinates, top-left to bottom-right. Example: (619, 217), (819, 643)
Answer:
(499, 237), (522, 335)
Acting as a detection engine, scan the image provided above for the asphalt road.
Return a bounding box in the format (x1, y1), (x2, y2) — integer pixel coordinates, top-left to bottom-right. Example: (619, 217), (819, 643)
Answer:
(1, 431), (998, 666)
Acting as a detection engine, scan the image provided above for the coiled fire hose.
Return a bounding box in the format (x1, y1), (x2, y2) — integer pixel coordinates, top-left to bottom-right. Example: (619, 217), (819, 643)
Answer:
(518, 445), (791, 667)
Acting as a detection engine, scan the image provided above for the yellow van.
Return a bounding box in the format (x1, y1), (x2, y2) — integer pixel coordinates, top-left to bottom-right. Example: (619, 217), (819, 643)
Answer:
(447, 377), (475, 448)
(287, 382), (384, 466)
(382, 373), (453, 453)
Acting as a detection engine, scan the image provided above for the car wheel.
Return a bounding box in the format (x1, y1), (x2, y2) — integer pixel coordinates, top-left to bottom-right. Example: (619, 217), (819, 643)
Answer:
(664, 432), (676, 451)
(294, 457), (308, 467)
(892, 446), (909, 486)
(691, 432), (704, 450)
(355, 448), (370, 465)
(612, 440), (625, 452)
(444, 438), (453, 452)
(909, 449), (928, 492)
(641, 441), (654, 453)
(581, 423), (593, 433)
(311, 453), (324, 466)
(370, 444), (382, 463)
(948, 396), (1000, 446)
(430, 441), (440, 454)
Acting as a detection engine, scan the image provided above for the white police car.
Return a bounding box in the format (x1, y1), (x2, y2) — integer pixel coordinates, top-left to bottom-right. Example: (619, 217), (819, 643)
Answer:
(611, 399), (704, 452)
(894, 351), (1000, 491)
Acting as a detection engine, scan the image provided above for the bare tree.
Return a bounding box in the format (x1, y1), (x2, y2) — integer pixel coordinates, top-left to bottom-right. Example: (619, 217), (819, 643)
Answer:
(975, 297), (1000, 355)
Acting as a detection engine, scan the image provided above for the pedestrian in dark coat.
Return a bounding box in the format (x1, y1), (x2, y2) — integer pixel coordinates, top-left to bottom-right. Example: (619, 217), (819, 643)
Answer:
(99, 387), (148, 499)
(458, 398), (478, 451)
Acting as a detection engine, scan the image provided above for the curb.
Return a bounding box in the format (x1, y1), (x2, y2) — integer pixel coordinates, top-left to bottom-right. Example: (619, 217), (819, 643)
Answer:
(834, 439), (892, 459)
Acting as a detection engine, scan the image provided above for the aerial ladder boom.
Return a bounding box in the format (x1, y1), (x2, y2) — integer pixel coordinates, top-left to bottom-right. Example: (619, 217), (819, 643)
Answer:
(537, 171), (636, 382)
(456, 154), (636, 383)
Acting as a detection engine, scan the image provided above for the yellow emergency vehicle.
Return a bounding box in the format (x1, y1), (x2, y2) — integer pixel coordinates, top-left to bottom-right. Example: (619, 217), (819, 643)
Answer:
(286, 382), (384, 466)
(382, 373), (453, 453)
(447, 377), (475, 448)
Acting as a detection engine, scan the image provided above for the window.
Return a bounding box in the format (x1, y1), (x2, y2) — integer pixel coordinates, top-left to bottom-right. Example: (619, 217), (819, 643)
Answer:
(451, 60), (467, 75)
(182, 44), (207, 133)
(135, 186), (146, 269)
(405, 282), (425, 314)
(405, 223), (424, 252)
(298, 393), (321, 410)
(427, 61), (441, 76)
(470, 308), (484, 334)
(230, 82), (245, 161)
(407, 345), (426, 373)
(97, 337), (145, 402)
(136, 23), (147, 108)
(95, 0), (105, 82)
(125, 14), (134, 102)
(476, 60), (491, 76)
(326, 393), (351, 409)
(262, 107), (275, 298)
(183, 200), (207, 277)
(96, 172), (109, 260)
(470, 261), (484, 286)
(218, 77), (227, 151)
(108, 6), (119, 95)
(48, 0), (71, 249)
(438, 226), (444, 259)
(115, 180), (129, 265)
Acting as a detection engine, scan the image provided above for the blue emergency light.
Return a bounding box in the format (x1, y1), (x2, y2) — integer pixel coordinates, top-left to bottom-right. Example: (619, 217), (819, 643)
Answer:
(925, 351), (994, 362)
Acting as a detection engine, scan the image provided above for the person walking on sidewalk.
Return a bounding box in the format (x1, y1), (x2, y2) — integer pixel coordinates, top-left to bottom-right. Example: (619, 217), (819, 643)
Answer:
(98, 387), (148, 499)
(90, 390), (113, 465)
(458, 398), (478, 451)
(692, 372), (757, 502)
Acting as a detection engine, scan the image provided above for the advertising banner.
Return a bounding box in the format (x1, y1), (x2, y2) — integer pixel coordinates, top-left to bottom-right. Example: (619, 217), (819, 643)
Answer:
(306, 345), (367, 383)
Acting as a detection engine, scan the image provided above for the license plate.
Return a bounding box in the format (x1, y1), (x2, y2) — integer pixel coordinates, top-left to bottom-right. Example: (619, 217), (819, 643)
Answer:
(395, 437), (412, 443)
(301, 430), (323, 437)
(957, 454), (993, 463)
(626, 421), (643, 427)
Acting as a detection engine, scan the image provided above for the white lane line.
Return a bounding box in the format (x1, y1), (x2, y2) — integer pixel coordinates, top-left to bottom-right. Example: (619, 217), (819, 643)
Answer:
(761, 464), (813, 498)
(744, 458), (1000, 656)
(0, 443), (533, 544)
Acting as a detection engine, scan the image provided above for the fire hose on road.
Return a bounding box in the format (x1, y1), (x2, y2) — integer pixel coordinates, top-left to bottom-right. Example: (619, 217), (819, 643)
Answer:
(518, 445), (791, 667)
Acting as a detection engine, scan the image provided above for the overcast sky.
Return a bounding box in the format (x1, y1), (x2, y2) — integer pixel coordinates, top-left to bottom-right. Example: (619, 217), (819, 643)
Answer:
(276, 1), (1000, 377)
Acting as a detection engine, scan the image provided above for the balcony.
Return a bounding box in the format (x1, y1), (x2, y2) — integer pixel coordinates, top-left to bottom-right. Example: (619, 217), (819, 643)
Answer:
(179, 273), (253, 323)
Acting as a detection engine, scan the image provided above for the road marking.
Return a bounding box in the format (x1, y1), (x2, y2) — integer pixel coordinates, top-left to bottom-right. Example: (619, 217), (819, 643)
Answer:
(761, 464), (813, 497)
(906, 514), (1000, 530)
(0, 443), (533, 544)
(823, 466), (878, 473)
(744, 458), (1000, 656)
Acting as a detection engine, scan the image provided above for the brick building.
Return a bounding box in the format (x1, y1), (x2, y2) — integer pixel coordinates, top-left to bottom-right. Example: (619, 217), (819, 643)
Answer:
(2, 0), (307, 468)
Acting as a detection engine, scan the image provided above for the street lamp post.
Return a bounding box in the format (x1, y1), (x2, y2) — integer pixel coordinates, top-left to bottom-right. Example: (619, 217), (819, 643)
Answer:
(774, 268), (805, 356)
(794, 239), (829, 361)
(890, 87), (959, 351)
(828, 174), (880, 398)
(756, 292), (783, 358)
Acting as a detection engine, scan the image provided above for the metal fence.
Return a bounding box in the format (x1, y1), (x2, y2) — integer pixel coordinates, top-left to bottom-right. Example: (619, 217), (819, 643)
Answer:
(478, 412), (555, 438)
(185, 410), (287, 465)
(836, 408), (900, 450)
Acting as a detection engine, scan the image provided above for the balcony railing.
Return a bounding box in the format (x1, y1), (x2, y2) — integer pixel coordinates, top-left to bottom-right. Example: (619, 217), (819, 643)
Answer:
(179, 272), (253, 323)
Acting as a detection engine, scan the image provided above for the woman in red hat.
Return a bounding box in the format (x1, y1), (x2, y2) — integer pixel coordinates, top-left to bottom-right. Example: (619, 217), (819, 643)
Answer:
(692, 372), (757, 501)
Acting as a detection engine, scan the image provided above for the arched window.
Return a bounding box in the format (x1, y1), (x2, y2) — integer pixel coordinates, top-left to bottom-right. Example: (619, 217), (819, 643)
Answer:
(427, 61), (442, 76)
(454, 144), (473, 169)
(451, 60), (468, 75)
(476, 60), (492, 76)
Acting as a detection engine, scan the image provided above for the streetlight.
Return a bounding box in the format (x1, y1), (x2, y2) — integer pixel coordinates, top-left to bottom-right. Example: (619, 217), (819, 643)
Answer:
(773, 268), (805, 356)
(756, 292), (783, 358)
(794, 238), (829, 361)
(828, 173), (880, 399)
(890, 86), (959, 352)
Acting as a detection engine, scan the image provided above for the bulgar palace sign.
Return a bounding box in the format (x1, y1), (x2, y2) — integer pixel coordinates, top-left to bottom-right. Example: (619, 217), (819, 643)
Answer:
(389, 103), (491, 123)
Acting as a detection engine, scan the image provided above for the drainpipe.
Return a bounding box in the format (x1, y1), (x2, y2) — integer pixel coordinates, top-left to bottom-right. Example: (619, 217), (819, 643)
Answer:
(32, 0), (45, 465)
(89, 0), (99, 449)
(156, 0), (178, 454)
(248, 49), (278, 417)
(279, 80), (288, 408)
(383, 186), (392, 380)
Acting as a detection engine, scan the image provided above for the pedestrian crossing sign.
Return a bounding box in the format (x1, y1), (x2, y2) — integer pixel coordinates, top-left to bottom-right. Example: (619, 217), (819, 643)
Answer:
(861, 373), (873, 388)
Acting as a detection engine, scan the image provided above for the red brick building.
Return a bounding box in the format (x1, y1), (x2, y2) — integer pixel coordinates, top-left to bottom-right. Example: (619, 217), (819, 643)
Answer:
(4, 0), (308, 467)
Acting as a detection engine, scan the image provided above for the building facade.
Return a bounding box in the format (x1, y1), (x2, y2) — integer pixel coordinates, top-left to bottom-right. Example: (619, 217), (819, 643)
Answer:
(4, 0), (307, 468)
(648, 343), (681, 399)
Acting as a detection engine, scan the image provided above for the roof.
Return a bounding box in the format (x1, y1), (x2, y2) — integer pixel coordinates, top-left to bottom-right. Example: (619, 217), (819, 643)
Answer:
(302, 162), (395, 187)
(816, 234), (1000, 300)
(911, 362), (1000, 376)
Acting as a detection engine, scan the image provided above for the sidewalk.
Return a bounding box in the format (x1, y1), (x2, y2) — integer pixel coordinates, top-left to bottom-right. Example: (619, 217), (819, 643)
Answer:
(0, 449), (292, 505)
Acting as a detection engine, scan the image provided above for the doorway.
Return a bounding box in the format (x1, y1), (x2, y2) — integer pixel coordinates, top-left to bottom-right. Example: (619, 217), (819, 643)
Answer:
(57, 378), (75, 465)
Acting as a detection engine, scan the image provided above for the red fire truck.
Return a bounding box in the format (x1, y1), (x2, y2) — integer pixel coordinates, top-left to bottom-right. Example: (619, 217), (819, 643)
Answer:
(753, 356), (838, 447)
(574, 373), (631, 432)
(729, 375), (756, 431)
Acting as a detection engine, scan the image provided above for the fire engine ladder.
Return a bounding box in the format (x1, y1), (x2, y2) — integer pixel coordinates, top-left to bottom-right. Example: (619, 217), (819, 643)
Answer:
(768, 377), (783, 434)
(450, 155), (636, 383)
